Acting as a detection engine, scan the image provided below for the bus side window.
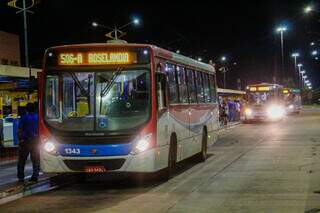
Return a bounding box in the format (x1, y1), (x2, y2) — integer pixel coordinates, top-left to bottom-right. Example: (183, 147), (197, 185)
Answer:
(156, 73), (167, 112)
(187, 69), (197, 103)
(177, 66), (188, 104)
(165, 63), (179, 104)
(203, 73), (211, 103)
(45, 75), (60, 119)
(209, 74), (217, 103)
(195, 71), (205, 103)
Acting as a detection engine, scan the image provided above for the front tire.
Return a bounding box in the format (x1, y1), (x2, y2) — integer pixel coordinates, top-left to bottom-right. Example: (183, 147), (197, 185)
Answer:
(160, 137), (177, 181)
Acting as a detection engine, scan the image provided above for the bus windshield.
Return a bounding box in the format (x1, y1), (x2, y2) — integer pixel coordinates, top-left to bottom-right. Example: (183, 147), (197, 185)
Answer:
(44, 69), (150, 132)
(247, 91), (275, 105)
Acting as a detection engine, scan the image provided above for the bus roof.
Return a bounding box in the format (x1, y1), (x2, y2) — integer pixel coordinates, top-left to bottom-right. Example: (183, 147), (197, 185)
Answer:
(217, 88), (246, 95)
(247, 83), (283, 88)
(46, 42), (215, 73)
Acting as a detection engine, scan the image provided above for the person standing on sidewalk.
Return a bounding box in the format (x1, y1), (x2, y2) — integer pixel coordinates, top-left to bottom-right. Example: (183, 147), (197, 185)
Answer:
(17, 103), (40, 184)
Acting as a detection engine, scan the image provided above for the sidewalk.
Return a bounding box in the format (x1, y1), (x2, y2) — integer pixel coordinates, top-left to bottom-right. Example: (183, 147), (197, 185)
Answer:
(0, 160), (36, 190)
(0, 160), (59, 205)
(219, 121), (242, 130)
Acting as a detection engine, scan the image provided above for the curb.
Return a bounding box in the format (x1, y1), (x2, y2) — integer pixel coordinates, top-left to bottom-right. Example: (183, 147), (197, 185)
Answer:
(0, 174), (76, 205)
(219, 121), (241, 130)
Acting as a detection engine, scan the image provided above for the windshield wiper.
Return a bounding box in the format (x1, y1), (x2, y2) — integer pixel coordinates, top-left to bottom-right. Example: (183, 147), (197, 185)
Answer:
(68, 72), (88, 97)
(100, 66), (124, 97)
(67, 71), (93, 113)
(99, 66), (124, 114)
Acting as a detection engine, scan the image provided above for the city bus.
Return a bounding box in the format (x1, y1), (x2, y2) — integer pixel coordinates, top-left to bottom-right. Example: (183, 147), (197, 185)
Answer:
(39, 41), (219, 179)
(244, 83), (286, 121)
(283, 88), (302, 114)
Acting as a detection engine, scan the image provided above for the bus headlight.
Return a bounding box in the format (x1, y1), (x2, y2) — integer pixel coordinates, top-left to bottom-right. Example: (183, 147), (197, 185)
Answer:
(245, 108), (253, 116)
(43, 140), (57, 155)
(267, 105), (285, 119)
(132, 134), (153, 154)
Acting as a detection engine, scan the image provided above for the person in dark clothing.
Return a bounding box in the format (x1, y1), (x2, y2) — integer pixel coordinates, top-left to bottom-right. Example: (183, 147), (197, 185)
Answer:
(17, 103), (40, 184)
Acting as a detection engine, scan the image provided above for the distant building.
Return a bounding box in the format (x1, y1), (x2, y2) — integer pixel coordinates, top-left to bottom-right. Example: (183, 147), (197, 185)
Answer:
(0, 31), (20, 66)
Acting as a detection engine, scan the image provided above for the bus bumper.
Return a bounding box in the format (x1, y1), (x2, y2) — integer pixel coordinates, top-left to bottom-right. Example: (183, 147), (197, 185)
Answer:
(40, 147), (166, 173)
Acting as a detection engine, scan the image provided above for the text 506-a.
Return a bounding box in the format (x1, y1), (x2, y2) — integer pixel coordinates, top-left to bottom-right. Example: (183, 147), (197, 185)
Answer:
(65, 148), (80, 155)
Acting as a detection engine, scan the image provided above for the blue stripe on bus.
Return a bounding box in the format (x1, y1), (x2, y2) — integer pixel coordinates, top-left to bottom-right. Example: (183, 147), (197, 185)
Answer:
(58, 143), (134, 157)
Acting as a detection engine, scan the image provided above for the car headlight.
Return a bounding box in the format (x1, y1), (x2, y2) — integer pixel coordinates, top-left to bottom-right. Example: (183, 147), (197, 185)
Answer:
(131, 134), (153, 154)
(267, 105), (285, 119)
(245, 108), (253, 116)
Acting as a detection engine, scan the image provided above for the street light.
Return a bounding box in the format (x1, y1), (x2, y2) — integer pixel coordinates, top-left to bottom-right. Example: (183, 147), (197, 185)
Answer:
(197, 57), (202, 62)
(92, 17), (141, 40)
(176, 50), (180, 54)
(311, 42), (315, 46)
(276, 25), (287, 83)
(312, 50), (318, 56)
(133, 18), (140, 25)
(304, 6), (313, 14)
(221, 56), (227, 62)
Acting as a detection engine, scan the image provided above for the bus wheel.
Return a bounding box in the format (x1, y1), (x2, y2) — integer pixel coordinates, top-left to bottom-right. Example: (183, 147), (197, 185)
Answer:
(160, 136), (177, 181)
(198, 129), (207, 162)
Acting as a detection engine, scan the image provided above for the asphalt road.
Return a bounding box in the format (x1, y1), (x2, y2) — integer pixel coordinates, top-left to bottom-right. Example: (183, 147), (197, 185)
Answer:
(1, 109), (320, 213)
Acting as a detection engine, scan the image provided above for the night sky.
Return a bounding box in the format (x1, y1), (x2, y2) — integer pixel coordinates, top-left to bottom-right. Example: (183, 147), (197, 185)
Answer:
(1, 0), (319, 89)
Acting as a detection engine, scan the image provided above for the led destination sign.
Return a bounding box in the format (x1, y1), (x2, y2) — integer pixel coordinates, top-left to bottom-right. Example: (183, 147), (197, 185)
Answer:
(249, 86), (271, 92)
(58, 52), (137, 66)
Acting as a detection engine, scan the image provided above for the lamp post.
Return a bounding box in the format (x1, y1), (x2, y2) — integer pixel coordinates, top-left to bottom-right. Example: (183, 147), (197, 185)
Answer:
(276, 26), (287, 84)
(92, 18), (140, 40)
(219, 56), (227, 88)
(297, 64), (303, 89)
(291, 53), (299, 87)
(219, 67), (228, 89)
(302, 74), (307, 87)
(7, 0), (38, 67)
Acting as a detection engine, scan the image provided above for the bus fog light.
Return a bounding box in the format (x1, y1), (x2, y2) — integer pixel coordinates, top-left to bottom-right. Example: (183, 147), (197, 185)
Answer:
(132, 134), (152, 154)
(44, 141), (57, 154)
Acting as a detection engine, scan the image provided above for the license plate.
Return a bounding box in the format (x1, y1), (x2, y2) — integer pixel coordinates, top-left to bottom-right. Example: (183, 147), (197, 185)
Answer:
(84, 166), (107, 173)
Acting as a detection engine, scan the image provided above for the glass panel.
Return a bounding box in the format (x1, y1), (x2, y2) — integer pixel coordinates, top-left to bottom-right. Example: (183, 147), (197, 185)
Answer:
(177, 66), (188, 104)
(156, 73), (167, 111)
(166, 64), (179, 103)
(203, 73), (211, 103)
(248, 91), (275, 104)
(45, 72), (95, 131)
(96, 70), (150, 131)
(209, 74), (217, 103)
(187, 69), (197, 103)
(45, 75), (60, 119)
(196, 71), (205, 103)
